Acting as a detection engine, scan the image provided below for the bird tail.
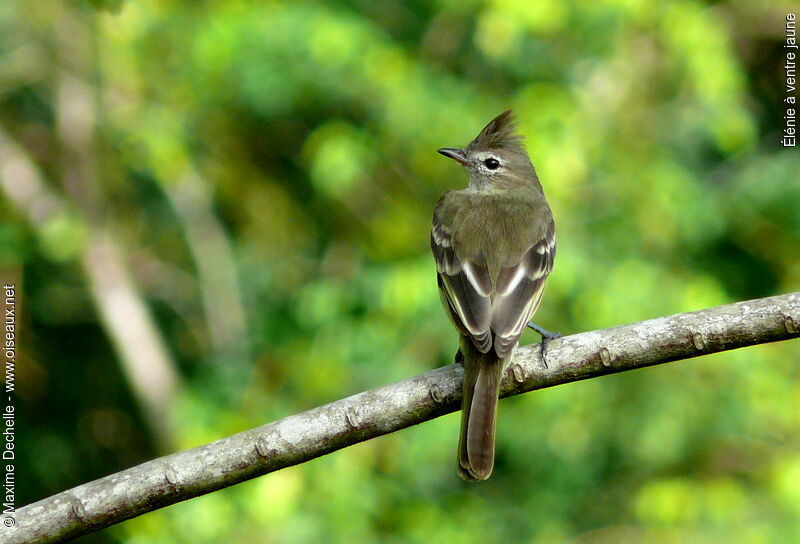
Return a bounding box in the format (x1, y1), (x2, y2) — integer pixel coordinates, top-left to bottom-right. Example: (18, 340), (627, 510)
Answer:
(457, 340), (505, 481)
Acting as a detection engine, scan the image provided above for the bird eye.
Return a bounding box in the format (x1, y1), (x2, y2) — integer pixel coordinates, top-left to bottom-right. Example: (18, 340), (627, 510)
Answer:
(483, 157), (500, 170)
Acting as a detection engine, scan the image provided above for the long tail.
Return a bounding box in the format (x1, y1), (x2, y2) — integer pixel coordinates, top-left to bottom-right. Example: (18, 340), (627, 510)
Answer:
(457, 339), (505, 481)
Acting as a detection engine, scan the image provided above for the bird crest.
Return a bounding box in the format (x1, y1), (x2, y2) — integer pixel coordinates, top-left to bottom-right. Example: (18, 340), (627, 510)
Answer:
(467, 110), (523, 151)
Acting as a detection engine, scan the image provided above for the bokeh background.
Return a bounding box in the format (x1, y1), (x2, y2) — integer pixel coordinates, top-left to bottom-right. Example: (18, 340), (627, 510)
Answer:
(2, 0), (799, 542)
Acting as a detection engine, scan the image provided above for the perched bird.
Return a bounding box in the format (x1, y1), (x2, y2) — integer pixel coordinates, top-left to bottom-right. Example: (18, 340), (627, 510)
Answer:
(431, 111), (555, 481)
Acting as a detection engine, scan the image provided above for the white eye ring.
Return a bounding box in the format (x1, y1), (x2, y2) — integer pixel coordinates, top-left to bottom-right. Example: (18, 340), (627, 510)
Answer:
(483, 157), (501, 170)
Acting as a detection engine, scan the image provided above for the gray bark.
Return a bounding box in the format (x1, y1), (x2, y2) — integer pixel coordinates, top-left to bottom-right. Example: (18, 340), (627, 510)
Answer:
(5, 292), (799, 543)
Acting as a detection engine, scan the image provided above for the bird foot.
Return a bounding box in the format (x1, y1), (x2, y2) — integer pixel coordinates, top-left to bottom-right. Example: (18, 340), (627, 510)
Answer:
(527, 321), (561, 369)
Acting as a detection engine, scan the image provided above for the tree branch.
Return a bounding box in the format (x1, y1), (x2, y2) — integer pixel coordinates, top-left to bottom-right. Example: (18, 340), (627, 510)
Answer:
(7, 293), (799, 543)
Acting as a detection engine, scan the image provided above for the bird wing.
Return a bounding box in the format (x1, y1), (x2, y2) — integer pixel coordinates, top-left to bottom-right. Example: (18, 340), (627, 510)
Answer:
(432, 203), (555, 358)
(432, 207), (493, 353)
(490, 221), (555, 357)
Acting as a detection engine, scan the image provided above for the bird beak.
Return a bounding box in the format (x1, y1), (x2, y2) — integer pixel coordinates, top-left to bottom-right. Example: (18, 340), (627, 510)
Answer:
(437, 148), (470, 166)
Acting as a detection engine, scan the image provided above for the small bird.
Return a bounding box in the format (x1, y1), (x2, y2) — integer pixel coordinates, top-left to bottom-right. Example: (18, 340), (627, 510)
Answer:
(431, 110), (555, 481)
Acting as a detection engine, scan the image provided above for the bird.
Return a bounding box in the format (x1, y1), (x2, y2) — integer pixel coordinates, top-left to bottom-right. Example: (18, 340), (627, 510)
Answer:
(431, 110), (555, 480)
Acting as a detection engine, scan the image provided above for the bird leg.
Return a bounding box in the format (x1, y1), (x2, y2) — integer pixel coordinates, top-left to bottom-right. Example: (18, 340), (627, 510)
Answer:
(527, 322), (561, 369)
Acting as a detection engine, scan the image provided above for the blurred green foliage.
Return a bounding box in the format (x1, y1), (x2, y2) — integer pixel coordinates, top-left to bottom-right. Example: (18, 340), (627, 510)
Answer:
(2, 0), (799, 542)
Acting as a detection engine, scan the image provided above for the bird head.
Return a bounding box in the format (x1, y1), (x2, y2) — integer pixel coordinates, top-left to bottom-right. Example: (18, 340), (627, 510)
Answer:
(437, 110), (536, 191)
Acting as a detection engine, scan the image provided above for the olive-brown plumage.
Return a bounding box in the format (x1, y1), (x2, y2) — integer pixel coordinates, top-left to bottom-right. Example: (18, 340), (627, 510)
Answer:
(432, 111), (555, 480)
